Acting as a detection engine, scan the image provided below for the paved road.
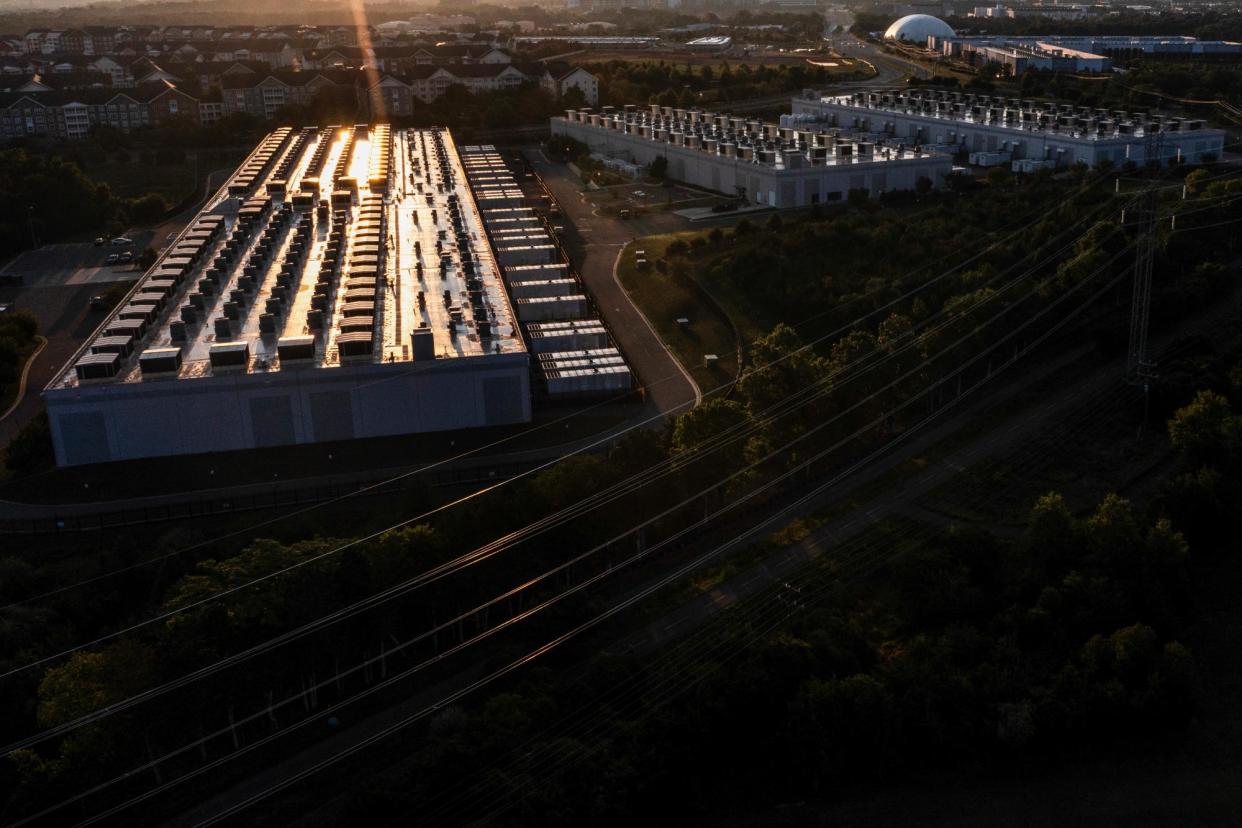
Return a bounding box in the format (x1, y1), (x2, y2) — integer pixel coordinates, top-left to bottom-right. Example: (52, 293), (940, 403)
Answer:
(524, 148), (701, 420)
(822, 32), (932, 86)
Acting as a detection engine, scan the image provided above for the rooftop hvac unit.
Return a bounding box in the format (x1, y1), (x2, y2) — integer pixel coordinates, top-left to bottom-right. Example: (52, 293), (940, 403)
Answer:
(74, 351), (121, 382)
(90, 335), (134, 357)
(208, 341), (249, 370)
(104, 318), (146, 340)
(139, 347), (182, 376)
(277, 335), (316, 362)
(337, 331), (373, 359)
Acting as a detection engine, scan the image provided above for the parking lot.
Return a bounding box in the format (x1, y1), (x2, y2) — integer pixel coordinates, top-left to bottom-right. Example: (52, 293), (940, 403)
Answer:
(0, 229), (155, 288)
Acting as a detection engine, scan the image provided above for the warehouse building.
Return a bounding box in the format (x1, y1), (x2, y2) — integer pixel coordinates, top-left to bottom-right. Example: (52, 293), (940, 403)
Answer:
(45, 125), (530, 466)
(928, 34), (1242, 73)
(791, 90), (1226, 168)
(551, 104), (954, 207)
(458, 143), (633, 399)
(936, 37), (1112, 74)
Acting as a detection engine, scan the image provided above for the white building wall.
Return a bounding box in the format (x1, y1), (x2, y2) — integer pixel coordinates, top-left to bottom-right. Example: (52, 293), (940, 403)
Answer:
(46, 354), (530, 466)
(792, 98), (1226, 166)
(551, 117), (953, 206)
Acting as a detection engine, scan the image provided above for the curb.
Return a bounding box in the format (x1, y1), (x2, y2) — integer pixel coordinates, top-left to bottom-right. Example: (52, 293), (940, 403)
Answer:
(0, 334), (47, 423)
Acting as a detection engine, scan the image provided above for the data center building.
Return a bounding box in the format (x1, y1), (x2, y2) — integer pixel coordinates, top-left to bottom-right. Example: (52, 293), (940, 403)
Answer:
(791, 89), (1226, 168)
(551, 104), (954, 208)
(44, 125), (531, 465)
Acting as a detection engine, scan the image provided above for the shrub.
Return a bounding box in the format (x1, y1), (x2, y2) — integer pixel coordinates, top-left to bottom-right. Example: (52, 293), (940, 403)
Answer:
(5, 410), (53, 475)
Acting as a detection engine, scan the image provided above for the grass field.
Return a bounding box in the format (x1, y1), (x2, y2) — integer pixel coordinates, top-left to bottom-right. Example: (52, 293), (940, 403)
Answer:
(616, 230), (742, 395)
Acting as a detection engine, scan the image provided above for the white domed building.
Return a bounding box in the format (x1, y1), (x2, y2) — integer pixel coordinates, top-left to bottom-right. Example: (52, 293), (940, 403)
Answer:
(884, 14), (955, 45)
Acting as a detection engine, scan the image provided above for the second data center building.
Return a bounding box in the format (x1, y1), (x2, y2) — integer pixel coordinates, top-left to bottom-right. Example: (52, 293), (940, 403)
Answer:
(551, 104), (954, 208)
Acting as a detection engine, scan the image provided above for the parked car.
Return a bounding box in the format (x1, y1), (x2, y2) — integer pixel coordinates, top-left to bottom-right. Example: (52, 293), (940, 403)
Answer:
(110, 237), (133, 246)
(119, 251), (133, 264)
(89, 295), (107, 311)
(93, 237), (105, 246)
(105, 253), (119, 265)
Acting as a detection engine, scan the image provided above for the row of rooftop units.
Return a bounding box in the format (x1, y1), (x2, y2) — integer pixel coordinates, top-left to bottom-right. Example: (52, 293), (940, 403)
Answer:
(329, 195), (388, 361)
(298, 124), (337, 190)
(413, 128), (463, 194)
(458, 144), (635, 399)
(173, 197), (305, 373)
(421, 170), (505, 345)
(403, 130), (527, 359)
(281, 124), (360, 208)
(72, 213), (229, 383)
(265, 126), (318, 197)
(194, 200), (308, 347)
(561, 107), (921, 166)
(73, 173), (386, 384)
(842, 91), (1208, 136)
(368, 123), (393, 195)
(226, 127), (294, 198)
(77, 197), (291, 382)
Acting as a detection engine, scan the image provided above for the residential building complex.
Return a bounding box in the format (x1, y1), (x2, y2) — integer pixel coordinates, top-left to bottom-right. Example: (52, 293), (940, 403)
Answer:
(0, 24), (598, 140)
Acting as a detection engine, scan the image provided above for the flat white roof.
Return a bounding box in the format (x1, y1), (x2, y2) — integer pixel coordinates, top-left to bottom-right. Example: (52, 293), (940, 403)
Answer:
(51, 126), (524, 390)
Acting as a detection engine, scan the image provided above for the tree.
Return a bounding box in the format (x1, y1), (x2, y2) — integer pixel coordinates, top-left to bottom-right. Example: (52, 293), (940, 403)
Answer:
(127, 192), (169, 226)
(1168, 389), (1239, 467)
(561, 85), (587, 110)
(670, 398), (752, 483)
(137, 246), (158, 271)
(1025, 491), (1081, 570)
(32, 638), (157, 778)
(5, 410), (53, 474)
(664, 238), (688, 257)
(649, 155), (668, 180)
(739, 324), (827, 433)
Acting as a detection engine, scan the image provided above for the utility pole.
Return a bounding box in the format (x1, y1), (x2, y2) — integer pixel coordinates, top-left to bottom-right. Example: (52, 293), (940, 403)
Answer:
(1127, 127), (1165, 431)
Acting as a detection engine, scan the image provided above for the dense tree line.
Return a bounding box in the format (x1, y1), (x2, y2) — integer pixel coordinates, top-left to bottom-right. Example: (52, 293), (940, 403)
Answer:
(0, 150), (121, 260)
(1004, 63), (1242, 110)
(3, 169), (1240, 821)
(594, 59), (866, 109)
(327, 484), (1198, 826)
(0, 309), (40, 444)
